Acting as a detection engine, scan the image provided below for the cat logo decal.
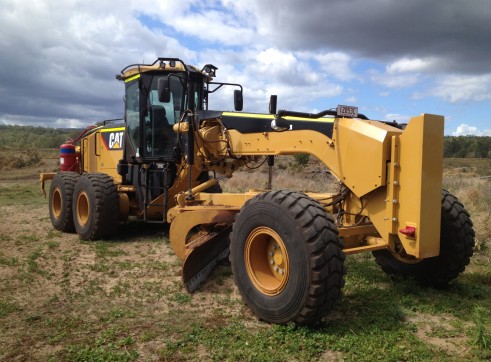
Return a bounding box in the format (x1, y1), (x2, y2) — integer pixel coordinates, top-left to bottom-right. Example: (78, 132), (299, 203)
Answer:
(100, 127), (125, 151)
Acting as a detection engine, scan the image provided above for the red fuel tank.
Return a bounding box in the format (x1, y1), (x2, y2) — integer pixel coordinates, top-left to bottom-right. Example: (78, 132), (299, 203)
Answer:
(60, 143), (79, 172)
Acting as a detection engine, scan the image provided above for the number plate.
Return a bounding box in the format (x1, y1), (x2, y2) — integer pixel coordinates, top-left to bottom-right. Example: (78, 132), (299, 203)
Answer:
(336, 105), (358, 118)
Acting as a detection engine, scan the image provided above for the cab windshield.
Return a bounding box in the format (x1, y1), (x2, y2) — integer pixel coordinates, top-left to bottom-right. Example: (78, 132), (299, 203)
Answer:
(125, 73), (191, 160)
(147, 74), (185, 125)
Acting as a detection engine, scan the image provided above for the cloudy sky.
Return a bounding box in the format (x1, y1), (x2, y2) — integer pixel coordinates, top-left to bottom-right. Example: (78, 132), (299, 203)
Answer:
(1, 0), (490, 135)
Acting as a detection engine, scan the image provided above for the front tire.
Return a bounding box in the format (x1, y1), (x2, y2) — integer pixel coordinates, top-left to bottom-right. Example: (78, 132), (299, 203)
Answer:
(373, 190), (475, 287)
(72, 173), (119, 240)
(49, 172), (80, 232)
(230, 190), (345, 325)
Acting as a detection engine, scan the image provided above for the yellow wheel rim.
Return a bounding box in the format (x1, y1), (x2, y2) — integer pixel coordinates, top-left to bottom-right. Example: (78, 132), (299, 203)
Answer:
(245, 227), (289, 296)
(76, 191), (89, 226)
(51, 187), (62, 219)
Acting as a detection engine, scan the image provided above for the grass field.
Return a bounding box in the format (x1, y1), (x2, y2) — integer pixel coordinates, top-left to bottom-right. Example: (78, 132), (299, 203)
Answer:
(0, 150), (490, 361)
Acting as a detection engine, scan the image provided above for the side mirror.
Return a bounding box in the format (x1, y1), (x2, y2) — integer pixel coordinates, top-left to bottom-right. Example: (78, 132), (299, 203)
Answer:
(234, 89), (243, 111)
(269, 95), (277, 114)
(158, 78), (171, 103)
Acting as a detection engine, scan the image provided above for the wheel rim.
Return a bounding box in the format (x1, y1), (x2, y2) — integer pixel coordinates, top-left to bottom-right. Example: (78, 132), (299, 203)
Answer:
(245, 227), (289, 296)
(51, 187), (62, 219)
(76, 191), (90, 226)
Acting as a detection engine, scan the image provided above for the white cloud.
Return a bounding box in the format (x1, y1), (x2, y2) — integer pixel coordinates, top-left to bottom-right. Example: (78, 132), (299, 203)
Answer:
(451, 123), (491, 136)
(207, 48), (344, 113)
(370, 69), (421, 88)
(0, 114), (89, 128)
(237, 0), (491, 74)
(314, 52), (355, 81)
(432, 74), (491, 103)
(370, 57), (440, 89)
(0, 0), (489, 135)
(143, 0), (257, 47)
(344, 96), (358, 104)
(369, 57), (445, 89)
(256, 49), (298, 77)
(387, 57), (440, 74)
(54, 118), (88, 128)
(0, 0), (196, 126)
(0, 2), (350, 125)
(253, 48), (322, 85)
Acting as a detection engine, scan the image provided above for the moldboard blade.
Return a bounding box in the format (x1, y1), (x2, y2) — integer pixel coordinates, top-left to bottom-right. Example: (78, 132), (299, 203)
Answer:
(182, 227), (231, 292)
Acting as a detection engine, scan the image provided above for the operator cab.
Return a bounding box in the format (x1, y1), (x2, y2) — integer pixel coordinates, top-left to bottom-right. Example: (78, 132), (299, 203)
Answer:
(116, 58), (243, 216)
(123, 68), (200, 163)
(119, 58), (243, 164)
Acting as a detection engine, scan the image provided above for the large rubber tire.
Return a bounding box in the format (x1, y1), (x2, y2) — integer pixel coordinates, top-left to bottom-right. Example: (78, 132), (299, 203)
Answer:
(72, 173), (119, 240)
(373, 190), (475, 287)
(230, 190), (346, 325)
(49, 172), (80, 232)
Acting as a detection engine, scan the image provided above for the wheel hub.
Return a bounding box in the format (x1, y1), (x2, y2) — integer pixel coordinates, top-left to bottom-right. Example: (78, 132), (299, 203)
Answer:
(76, 191), (89, 226)
(51, 187), (62, 218)
(245, 227), (289, 296)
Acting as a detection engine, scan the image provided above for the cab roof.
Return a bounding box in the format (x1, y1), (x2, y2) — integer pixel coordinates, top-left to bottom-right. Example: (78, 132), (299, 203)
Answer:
(116, 58), (202, 81)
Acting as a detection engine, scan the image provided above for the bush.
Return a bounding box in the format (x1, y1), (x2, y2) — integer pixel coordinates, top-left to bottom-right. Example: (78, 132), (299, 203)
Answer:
(0, 150), (41, 170)
(293, 154), (310, 167)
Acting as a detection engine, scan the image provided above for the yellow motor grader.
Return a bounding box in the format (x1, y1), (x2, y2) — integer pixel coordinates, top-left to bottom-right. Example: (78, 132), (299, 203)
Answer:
(40, 58), (475, 325)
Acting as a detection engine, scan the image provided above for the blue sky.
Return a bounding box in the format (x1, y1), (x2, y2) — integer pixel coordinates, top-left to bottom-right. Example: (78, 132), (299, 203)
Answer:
(0, 0), (490, 136)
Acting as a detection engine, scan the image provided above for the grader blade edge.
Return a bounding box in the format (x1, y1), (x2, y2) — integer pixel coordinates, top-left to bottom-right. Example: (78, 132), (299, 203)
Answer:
(182, 227), (231, 292)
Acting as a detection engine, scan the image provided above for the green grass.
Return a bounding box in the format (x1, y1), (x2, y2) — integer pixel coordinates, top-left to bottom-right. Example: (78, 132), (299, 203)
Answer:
(93, 242), (128, 258)
(0, 252), (19, 267)
(0, 300), (21, 317)
(472, 305), (491, 358)
(26, 249), (44, 273)
(2, 249), (490, 361)
(0, 158), (489, 361)
(0, 183), (46, 206)
(444, 158), (491, 177)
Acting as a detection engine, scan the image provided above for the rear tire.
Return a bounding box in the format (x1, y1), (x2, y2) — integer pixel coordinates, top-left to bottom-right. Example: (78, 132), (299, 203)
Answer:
(230, 190), (345, 325)
(49, 172), (80, 232)
(72, 173), (119, 240)
(373, 190), (475, 287)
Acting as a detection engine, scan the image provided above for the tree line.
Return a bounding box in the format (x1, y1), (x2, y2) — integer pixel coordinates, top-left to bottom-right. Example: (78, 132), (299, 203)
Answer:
(444, 136), (491, 158)
(0, 125), (490, 158)
(0, 125), (81, 149)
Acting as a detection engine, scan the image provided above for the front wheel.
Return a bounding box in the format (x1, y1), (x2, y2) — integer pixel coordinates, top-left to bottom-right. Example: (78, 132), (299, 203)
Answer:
(373, 190), (475, 287)
(72, 173), (119, 240)
(230, 190), (345, 325)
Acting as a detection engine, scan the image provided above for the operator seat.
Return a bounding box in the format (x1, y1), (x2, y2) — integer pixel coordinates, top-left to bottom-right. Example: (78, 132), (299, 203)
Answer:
(149, 105), (174, 157)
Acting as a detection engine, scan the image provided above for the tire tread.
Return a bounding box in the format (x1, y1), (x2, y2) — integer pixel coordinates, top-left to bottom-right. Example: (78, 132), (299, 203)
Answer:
(73, 173), (119, 240)
(230, 190), (346, 325)
(373, 189), (475, 287)
(49, 171), (80, 232)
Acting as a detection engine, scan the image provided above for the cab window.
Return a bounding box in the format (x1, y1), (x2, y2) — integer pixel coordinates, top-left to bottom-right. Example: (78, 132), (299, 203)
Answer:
(143, 75), (186, 159)
(125, 80), (140, 153)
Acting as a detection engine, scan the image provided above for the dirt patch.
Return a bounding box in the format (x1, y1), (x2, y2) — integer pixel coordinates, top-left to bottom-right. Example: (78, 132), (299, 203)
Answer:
(318, 349), (344, 361)
(0, 176), (246, 360)
(405, 313), (470, 357)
